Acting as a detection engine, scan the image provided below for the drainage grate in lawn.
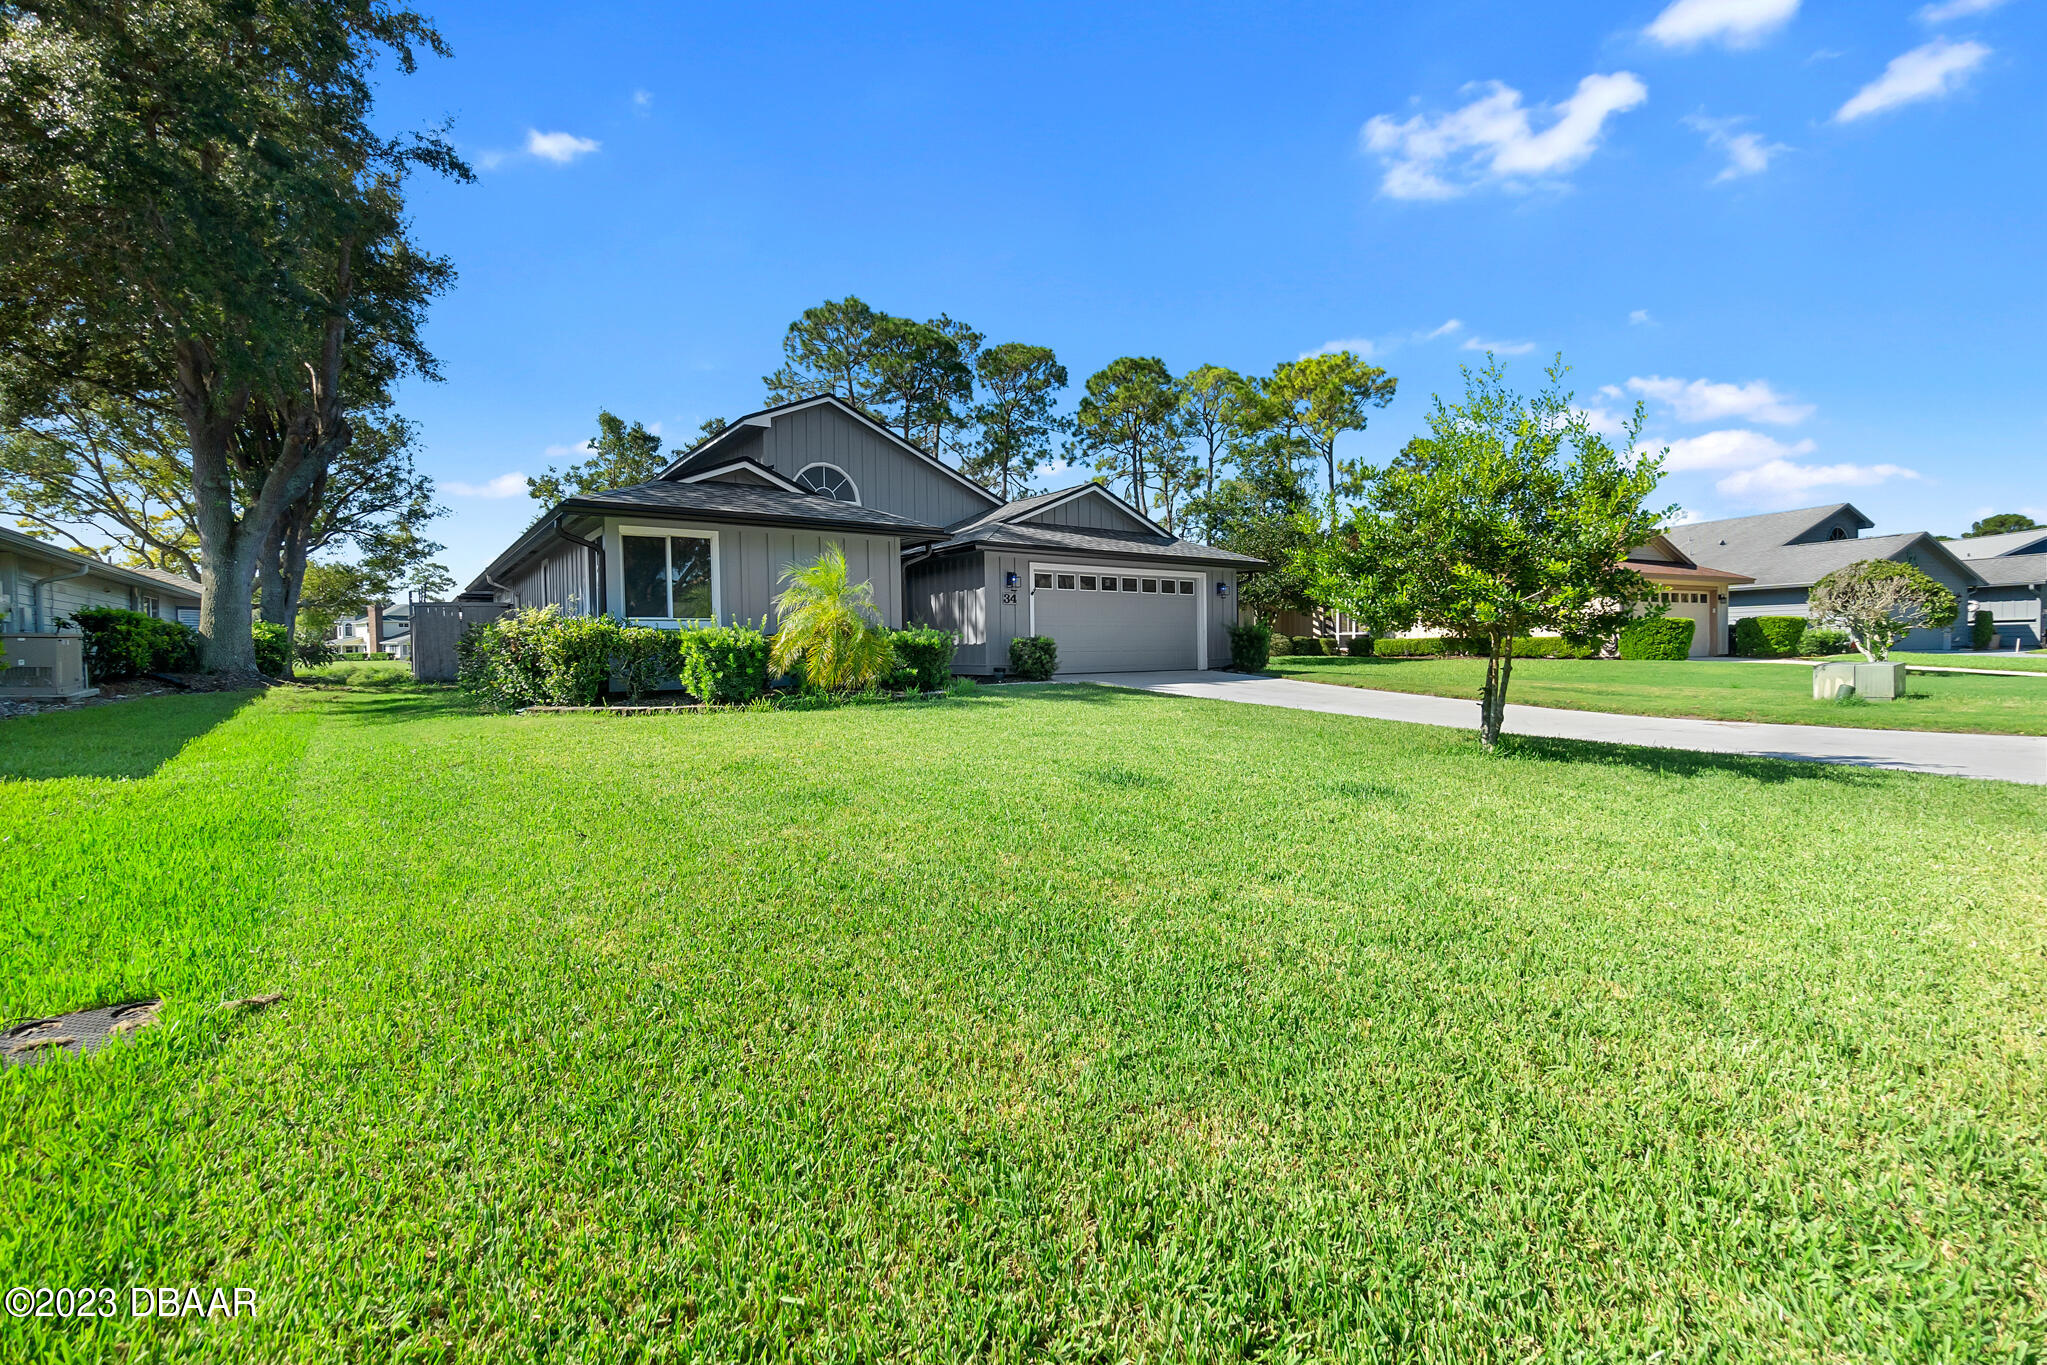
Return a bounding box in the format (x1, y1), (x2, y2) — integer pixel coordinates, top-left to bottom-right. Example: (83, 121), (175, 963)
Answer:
(1, 999), (161, 1068)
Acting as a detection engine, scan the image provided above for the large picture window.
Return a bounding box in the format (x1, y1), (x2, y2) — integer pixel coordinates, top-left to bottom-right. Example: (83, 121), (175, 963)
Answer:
(622, 532), (715, 621)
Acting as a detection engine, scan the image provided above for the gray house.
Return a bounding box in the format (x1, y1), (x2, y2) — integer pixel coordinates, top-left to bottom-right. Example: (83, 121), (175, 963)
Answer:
(1664, 503), (1979, 653)
(1949, 525), (2047, 649)
(467, 395), (1258, 675)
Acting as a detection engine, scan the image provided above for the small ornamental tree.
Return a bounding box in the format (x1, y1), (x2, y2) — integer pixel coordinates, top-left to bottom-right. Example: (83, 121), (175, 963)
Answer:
(1306, 357), (1672, 750)
(769, 546), (893, 692)
(1808, 560), (1959, 661)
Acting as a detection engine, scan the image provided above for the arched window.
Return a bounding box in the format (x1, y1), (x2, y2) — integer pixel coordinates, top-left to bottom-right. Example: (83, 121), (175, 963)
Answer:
(794, 463), (859, 503)
(1829, 526), (1847, 540)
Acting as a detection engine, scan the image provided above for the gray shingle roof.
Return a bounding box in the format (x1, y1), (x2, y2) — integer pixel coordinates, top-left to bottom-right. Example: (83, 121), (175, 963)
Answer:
(563, 479), (946, 538)
(1663, 504), (1868, 566)
(0, 525), (201, 602)
(1948, 528), (2047, 559)
(1664, 529), (1978, 590)
(1971, 552), (2047, 588)
(943, 521), (1264, 568)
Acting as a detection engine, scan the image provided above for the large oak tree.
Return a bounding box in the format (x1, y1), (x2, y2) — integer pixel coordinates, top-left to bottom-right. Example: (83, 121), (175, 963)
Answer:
(0, 0), (465, 672)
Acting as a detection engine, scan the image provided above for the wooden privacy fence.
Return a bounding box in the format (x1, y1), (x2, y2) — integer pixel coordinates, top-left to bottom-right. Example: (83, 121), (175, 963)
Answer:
(409, 601), (508, 681)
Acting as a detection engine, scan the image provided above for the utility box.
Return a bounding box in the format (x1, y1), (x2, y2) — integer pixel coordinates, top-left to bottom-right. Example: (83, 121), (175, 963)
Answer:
(1, 633), (96, 700)
(1814, 660), (1907, 701)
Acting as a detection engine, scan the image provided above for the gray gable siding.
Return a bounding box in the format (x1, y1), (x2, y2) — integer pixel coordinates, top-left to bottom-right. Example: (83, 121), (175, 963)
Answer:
(698, 465), (781, 487)
(1788, 508), (1869, 545)
(755, 404), (995, 528)
(1024, 489), (1154, 534)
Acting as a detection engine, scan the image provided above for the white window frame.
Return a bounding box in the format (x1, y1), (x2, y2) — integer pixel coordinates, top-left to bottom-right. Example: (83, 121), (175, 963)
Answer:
(792, 462), (861, 505)
(1025, 560), (1208, 671)
(614, 523), (723, 627)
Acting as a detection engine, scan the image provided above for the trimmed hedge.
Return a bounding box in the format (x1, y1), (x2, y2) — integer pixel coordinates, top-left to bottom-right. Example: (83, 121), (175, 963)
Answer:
(889, 627), (957, 692)
(1344, 634), (1373, 657)
(1617, 616), (1695, 660)
(1266, 631), (1294, 657)
(458, 608), (776, 708)
(1008, 635), (1058, 681)
(1736, 615), (1806, 658)
(680, 624), (771, 703)
(1227, 622), (1271, 672)
(1371, 634), (1601, 659)
(1514, 636), (1600, 659)
(1801, 625), (1851, 654)
(66, 606), (200, 681)
(1974, 609), (1996, 650)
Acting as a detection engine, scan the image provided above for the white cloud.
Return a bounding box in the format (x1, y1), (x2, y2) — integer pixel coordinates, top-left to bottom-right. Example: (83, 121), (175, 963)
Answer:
(1424, 318), (1464, 339)
(1669, 507), (1706, 525)
(1646, 0), (1800, 49)
(1575, 405), (1631, 436)
(1660, 429), (1816, 472)
(1302, 337), (1377, 359)
(1361, 72), (1647, 199)
(632, 89), (654, 109)
(1917, 0), (2009, 22)
(1684, 114), (1788, 183)
(525, 129), (602, 163)
(1629, 309), (1655, 326)
(1462, 336), (1537, 356)
(1834, 39), (1991, 122)
(1716, 460), (1920, 501)
(1626, 374), (1813, 425)
(444, 472), (529, 499)
(543, 440), (596, 458)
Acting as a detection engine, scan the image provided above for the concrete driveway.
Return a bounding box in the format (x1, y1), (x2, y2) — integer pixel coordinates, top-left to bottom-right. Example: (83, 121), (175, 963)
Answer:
(1061, 670), (2047, 785)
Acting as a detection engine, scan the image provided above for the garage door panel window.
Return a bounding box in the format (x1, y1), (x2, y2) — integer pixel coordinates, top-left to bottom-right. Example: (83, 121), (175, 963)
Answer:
(1034, 572), (1052, 588)
(1177, 580), (1194, 594)
(1141, 579), (1157, 593)
(1102, 577), (1119, 591)
(1057, 573), (1077, 590)
(1079, 575), (1097, 590)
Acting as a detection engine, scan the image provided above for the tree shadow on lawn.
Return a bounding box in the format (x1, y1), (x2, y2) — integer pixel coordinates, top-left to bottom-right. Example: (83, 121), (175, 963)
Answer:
(1498, 733), (1890, 787)
(0, 691), (257, 782)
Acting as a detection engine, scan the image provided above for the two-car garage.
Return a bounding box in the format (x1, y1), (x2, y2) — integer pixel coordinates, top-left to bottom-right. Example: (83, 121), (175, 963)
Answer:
(1029, 564), (1206, 673)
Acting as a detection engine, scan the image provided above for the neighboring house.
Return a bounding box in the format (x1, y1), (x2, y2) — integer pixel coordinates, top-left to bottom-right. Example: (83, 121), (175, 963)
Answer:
(0, 525), (202, 632)
(1664, 504), (1979, 653)
(1621, 533), (1754, 657)
(1948, 526), (2047, 649)
(467, 394), (1260, 675)
(332, 599), (414, 659)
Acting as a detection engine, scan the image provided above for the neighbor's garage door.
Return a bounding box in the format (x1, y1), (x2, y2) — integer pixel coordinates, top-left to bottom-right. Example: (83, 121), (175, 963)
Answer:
(1031, 566), (1200, 672)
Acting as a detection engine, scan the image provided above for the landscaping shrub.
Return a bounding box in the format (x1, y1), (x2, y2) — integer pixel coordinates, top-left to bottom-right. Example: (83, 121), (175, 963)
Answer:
(1009, 635), (1058, 680)
(1291, 635), (1334, 656)
(1513, 635), (1600, 659)
(1265, 631), (1294, 657)
(1374, 636), (1446, 657)
(889, 627), (958, 692)
(293, 627), (337, 667)
(364, 651), (394, 662)
(1227, 622), (1271, 671)
(458, 606), (609, 708)
(1974, 610), (1996, 650)
(251, 620), (290, 676)
(1344, 634), (1373, 657)
(1617, 617), (1696, 661)
(677, 624), (771, 703)
(67, 606), (200, 680)
(613, 624), (682, 701)
(1801, 625), (1851, 654)
(1736, 615), (1807, 658)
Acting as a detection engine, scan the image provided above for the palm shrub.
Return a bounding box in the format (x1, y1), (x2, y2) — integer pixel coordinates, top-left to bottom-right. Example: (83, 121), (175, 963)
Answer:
(769, 547), (893, 693)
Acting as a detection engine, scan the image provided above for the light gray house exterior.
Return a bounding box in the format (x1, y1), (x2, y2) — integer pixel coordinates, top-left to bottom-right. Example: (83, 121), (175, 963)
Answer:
(1949, 526), (2047, 649)
(0, 524), (201, 632)
(467, 396), (1261, 675)
(1665, 503), (1980, 653)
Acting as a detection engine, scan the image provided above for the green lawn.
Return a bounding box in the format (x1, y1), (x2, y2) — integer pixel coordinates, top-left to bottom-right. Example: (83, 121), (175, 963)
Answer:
(4, 682), (2045, 1360)
(1823, 650), (2047, 675)
(1264, 655), (2047, 734)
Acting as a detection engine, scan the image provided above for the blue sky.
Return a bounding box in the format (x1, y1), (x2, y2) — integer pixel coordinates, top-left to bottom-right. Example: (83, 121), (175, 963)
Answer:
(369, 0), (2046, 586)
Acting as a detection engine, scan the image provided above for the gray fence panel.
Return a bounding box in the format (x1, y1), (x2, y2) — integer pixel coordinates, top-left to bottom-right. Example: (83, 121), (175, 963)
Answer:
(410, 602), (508, 681)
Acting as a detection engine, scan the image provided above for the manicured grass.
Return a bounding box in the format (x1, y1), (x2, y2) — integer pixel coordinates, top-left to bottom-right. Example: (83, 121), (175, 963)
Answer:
(1265, 655), (2047, 734)
(4, 681), (2045, 1360)
(1823, 650), (2047, 675)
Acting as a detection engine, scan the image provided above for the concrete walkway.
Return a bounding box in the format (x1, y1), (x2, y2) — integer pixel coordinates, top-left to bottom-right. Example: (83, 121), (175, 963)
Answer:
(1063, 671), (2047, 785)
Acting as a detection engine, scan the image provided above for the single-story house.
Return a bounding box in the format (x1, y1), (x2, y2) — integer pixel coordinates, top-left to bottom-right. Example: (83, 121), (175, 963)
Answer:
(0, 524), (201, 632)
(466, 394), (1261, 675)
(1948, 526), (2047, 650)
(1620, 534), (1755, 656)
(1664, 503), (1980, 653)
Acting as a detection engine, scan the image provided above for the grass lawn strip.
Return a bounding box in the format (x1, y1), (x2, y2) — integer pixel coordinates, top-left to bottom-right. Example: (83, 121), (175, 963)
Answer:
(1264, 656), (2047, 735)
(3, 682), (2044, 1359)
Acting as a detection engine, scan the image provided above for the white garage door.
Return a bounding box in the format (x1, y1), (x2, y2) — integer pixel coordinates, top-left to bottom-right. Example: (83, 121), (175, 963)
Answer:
(1031, 566), (1202, 673)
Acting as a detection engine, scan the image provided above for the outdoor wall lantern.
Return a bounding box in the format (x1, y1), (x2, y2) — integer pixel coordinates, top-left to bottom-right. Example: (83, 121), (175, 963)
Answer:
(1215, 581), (1230, 597)
(1004, 571), (1019, 588)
